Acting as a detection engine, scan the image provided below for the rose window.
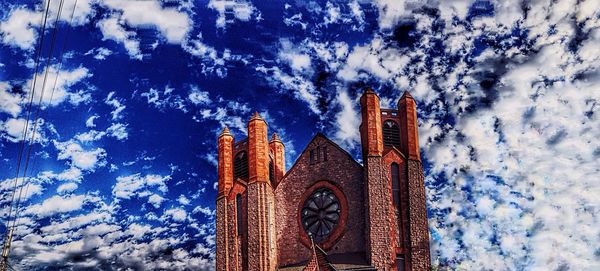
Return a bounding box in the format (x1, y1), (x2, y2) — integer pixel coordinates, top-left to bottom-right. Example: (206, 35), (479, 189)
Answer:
(301, 187), (341, 243)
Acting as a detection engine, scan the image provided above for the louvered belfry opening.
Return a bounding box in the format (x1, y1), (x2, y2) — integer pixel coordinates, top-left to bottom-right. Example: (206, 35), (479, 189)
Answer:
(383, 120), (401, 148)
(234, 151), (249, 180)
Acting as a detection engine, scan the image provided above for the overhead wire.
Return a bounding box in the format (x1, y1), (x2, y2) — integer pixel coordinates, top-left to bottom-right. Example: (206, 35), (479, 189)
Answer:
(12, 0), (67, 220)
(0, 1), (54, 269)
(1, 0), (75, 267)
(1, 0), (53, 246)
(10, 0), (79, 242)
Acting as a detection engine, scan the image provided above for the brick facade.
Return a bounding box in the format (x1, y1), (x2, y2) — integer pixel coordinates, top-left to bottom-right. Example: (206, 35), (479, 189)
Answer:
(274, 135), (365, 266)
(215, 89), (431, 271)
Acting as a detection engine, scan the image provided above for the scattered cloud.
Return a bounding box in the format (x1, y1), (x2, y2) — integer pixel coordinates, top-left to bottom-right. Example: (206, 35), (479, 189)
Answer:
(24, 66), (92, 107)
(26, 194), (99, 218)
(0, 7), (41, 50)
(54, 140), (107, 171)
(105, 91), (126, 120)
(112, 173), (169, 200)
(57, 182), (78, 194)
(207, 0), (260, 29)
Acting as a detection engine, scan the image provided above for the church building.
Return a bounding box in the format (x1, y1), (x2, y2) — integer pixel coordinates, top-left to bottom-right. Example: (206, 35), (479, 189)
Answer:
(215, 89), (431, 270)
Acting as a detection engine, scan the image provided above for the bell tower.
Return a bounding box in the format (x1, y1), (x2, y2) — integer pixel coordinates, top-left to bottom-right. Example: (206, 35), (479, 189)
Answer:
(216, 127), (234, 271)
(398, 92), (431, 270)
(359, 89), (395, 269)
(246, 112), (278, 271)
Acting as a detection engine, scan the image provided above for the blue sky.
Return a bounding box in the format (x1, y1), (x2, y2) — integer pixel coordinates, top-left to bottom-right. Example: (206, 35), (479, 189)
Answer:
(0, 0), (599, 270)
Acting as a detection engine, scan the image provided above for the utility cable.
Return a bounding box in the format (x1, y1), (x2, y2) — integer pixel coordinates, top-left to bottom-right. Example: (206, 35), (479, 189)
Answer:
(2, 0), (53, 246)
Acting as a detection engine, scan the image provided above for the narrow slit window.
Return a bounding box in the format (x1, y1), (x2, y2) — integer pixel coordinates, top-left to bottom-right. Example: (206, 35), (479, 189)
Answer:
(236, 194), (243, 234)
(317, 146), (321, 162)
(391, 163), (400, 208)
(310, 150), (315, 164)
(323, 146), (328, 161)
(396, 255), (405, 271)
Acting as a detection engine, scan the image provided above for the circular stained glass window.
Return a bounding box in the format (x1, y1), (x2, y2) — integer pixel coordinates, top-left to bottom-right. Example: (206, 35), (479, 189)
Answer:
(301, 187), (341, 243)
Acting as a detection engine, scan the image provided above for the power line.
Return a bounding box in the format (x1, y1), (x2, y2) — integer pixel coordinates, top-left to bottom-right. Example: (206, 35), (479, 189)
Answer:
(0, 0), (76, 268)
(10, 0), (79, 243)
(1, 0), (53, 248)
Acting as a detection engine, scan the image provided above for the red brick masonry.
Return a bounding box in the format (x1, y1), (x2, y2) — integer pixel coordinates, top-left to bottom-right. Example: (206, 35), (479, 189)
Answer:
(216, 89), (431, 271)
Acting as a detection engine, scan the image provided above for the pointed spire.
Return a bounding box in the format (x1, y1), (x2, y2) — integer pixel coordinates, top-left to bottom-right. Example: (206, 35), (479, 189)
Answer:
(270, 133), (282, 143)
(400, 90), (414, 100)
(250, 111), (263, 121)
(365, 87), (375, 94)
(219, 126), (231, 137)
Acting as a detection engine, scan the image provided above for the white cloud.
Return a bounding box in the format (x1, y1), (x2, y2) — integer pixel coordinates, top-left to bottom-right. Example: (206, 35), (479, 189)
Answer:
(24, 66), (91, 107)
(337, 37), (410, 82)
(177, 195), (190, 206)
(0, 82), (23, 117)
(0, 117), (49, 144)
(85, 47), (113, 60)
(103, 0), (191, 43)
(208, 0), (260, 29)
(106, 123), (128, 141)
(323, 1), (341, 26)
(97, 15), (142, 59)
(148, 194), (164, 208)
(192, 206), (214, 217)
(97, 0), (191, 58)
(112, 173), (170, 200)
(188, 88), (211, 105)
(0, 7), (41, 50)
(40, 211), (110, 234)
(75, 130), (105, 142)
(255, 65), (320, 114)
(333, 90), (360, 149)
(85, 115), (98, 128)
(57, 182), (78, 194)
(40, 167), (83, 182)
(27, 194), (98, 218)
(278, 39), (312, 72)
(163, 208), (187, 222)
(54, 140), (107, 171)
(105, 91), (126, 120)
(372, 0), (422, 30)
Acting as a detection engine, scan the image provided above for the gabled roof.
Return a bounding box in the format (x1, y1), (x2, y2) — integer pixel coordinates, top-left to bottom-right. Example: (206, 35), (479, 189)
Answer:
(277, 132), (362, 189)
(383, 145), (406, 160)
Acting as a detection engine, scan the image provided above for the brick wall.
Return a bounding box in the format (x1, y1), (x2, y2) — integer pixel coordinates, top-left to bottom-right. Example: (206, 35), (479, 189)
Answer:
(274, 135), (366, 267)
(247, 181), (277, 271)
(407, 160), (430, 271)
(363, 156), (394, 269)
(215, 197), (228, 271)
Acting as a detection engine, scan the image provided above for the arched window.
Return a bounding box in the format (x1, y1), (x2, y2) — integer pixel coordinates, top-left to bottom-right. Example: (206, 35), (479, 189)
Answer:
(391, 163), (400, 208)
(234, 151), (248, 180)
(236, 194), (243, 234)
(383, 120), (401, 148)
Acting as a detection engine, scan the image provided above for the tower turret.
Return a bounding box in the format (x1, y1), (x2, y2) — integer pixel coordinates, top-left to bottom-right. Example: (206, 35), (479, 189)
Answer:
(248, 112), (270, 184)
(217, 126), (234, 196)
(216, 126), (234, 271)
(360, 88), (384, 158)
(269, 133), (285, 187)
(359, 88), (394, 269)
(246, 112), (277, 271)
(397, 91), (430, 271)
(398, 91), (420, 161)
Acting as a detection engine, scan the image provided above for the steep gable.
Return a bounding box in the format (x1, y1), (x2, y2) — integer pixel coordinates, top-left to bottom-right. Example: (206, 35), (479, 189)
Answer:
(278, 132), (362, 186)
(274, 133), (367, 267)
